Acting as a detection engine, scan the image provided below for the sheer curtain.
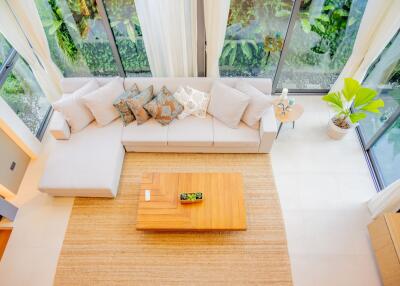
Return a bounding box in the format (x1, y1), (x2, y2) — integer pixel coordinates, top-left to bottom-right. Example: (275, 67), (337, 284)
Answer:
(135, 0), (197, 77)
(7, 0), (63, 95)
(0, 0), (61, 102)
(330, 0), (400, 91)
(203, 0), (230, 77)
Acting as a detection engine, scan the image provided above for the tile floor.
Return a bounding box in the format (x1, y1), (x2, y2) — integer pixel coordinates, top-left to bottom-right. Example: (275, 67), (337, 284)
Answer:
(0, 96), (382, 285)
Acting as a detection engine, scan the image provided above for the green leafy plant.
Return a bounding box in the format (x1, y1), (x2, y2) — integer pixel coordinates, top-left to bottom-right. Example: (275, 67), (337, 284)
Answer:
(44, 0), (79, 62)
(322, 78), (385, 129)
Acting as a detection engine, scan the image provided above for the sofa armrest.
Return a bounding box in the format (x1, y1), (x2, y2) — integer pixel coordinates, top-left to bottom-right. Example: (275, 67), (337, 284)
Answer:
(49, 111), (70, 140)
(259, 106), (277, 153)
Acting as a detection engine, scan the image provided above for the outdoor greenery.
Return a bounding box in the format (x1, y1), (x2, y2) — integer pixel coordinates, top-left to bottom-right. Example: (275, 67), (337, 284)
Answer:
(36, 0), (150, 76)
(322, 78), (385, 128)
(220, 0), (366, 85)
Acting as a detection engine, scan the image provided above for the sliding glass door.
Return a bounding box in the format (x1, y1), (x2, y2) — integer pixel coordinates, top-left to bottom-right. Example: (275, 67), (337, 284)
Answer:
(219, 0), (368, 92)
(219, 0), (294, 78)
(357, 30), (400, 188)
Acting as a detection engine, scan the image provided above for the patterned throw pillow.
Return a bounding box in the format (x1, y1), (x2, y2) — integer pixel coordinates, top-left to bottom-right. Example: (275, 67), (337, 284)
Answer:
(173, 86), (210, 119)
(113, 84), (140, 126)
(144, 86), (184, 125)
(126, 85), (154, 125)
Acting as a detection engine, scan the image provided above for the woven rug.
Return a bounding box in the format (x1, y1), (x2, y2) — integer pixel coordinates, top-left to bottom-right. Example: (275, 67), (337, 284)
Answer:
(54, 153), (292, 285)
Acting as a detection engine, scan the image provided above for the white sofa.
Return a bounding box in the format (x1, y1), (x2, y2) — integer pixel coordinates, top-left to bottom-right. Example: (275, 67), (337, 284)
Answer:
(39, 77), (277, 197)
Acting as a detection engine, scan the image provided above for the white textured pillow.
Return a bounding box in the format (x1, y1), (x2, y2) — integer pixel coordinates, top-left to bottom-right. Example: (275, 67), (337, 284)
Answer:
(173, 86), (210, 119)
(235, 81), (274, 129)
(82, 77), (124, 126)
(208, 82), (250, 129)
(52, 79), (99, 133)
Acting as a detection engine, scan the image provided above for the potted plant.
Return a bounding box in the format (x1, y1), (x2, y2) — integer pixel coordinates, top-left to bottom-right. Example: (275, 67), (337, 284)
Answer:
(322, 78), (384, 140)
(179, 192), (203, 204)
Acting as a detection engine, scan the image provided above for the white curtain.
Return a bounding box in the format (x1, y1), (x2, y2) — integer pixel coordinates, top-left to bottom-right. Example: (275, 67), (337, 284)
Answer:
(0, 0), (62, 102)
(7, 0), (63, 95)
(203, 0), (230, 77)
(330, 0), (400, 91)
(368, 180), (400, 219)
(135, 0), (197, 77)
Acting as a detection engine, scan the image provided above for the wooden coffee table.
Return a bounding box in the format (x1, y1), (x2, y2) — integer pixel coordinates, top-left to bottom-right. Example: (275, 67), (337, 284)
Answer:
(136, 173), (247, 231)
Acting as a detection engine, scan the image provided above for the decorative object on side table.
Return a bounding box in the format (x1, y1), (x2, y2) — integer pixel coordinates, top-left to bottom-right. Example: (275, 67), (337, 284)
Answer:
(273, 88), (304, 138)
(322, 78), (384, 140)
(180, 192), (203, 204)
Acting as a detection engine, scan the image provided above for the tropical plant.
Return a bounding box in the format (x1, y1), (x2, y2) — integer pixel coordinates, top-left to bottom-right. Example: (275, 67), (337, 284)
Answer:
(43, 0), (79, 62)
(322, 78), (385, 129)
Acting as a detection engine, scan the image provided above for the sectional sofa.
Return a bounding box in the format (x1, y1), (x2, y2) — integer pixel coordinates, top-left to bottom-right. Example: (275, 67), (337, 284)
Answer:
(39, 77), (277, 197)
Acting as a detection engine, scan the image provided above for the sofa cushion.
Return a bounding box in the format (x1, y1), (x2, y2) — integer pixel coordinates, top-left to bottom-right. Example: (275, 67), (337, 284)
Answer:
(82, 77), (124, 126)
(122, 118), (168, 147)
(144, 86), (183, 125)
(213, 117), (260, 148)
(52, 79), (99, 133)
(167, 115), (213, 147)
(39, 119), (124, 197)
(113, 83), (140, 126)
(126, 85), (154, 125)
(208, 81), (250, 129)
(235, 81), (273, 129)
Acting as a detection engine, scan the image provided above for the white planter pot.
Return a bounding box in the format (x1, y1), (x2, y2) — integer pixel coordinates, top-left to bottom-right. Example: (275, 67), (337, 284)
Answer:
(327, 118), (351, 140)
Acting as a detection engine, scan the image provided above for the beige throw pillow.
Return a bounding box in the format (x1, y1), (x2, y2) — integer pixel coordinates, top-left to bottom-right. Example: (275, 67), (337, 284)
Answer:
(207, 81), (250, 129)
(82, 77), (124, 126)
(235, 81), (274, 129)
(52, 79), (99, 133)
(126, 85), (154, 125)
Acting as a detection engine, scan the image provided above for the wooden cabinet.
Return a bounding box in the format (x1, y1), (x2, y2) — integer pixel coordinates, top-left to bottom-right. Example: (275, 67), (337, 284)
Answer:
(368, 213), (400, 286)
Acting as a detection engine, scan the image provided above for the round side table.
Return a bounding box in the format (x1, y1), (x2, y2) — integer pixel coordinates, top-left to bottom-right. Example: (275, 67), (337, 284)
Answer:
(273, 99), (304, 138)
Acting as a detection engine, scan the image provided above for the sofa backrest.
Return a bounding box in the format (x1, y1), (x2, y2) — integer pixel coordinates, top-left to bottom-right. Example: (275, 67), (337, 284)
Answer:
(61, 77), (272, 95)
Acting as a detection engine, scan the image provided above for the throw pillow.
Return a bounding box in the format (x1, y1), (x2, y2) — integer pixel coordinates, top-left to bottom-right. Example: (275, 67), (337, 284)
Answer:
(208, 81), (250, 129)
(52, 79), (99, 133)
(235, 81), (274, 129)
(113, 83), (140, 126)
(144, 86), (184, 125)
(125, 85), (154, 125)
(82, 77), (124, 126)
(173, 86), (210, 119)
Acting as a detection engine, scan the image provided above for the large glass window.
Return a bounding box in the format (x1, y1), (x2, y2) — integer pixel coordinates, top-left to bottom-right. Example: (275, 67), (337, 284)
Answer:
(219, 0), (294, 77)
(35, 0), (118, 76)
(370, 119), (400, 187)
(103, 0), (151, 76)
(0, 34), (51, 137)
(277, 0), (367, 90)
(359, 31), (400, 142)
(357, 30), (400, 188)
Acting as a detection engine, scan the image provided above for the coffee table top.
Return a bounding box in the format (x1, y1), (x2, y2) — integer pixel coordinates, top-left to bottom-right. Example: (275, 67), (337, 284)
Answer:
(136, 173), (247, 231)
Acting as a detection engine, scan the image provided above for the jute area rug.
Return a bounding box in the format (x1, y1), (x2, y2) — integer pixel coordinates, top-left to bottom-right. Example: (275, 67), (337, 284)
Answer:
(54, 153), (292, 285)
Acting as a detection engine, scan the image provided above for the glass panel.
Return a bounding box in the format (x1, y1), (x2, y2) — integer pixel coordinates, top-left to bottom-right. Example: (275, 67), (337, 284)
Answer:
(219, 0), (294, 77)
(277, 0), (367, 90)
(0, 57), (51, 135)
(0, 35), (12, 65)
(358, 31), (400, 142)
(103, 0), (151, 76)
(35, 0), (118, 76)
(370, 118), (400, 186)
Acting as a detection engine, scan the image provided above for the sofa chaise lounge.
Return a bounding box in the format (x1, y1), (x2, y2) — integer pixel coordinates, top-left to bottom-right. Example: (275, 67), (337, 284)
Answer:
(39, 77), (277, 197)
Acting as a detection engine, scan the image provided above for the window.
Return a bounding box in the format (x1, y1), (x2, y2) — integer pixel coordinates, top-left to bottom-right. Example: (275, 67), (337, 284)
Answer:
(103, 0), (151, 76)
(0, 34), (51, 137)
(276, 0), (367, 90)
(219, 0), (294, 78)
(357, 30), (400, 188)
(35, 0), (150, 77)
(35, 0), (118, 76)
